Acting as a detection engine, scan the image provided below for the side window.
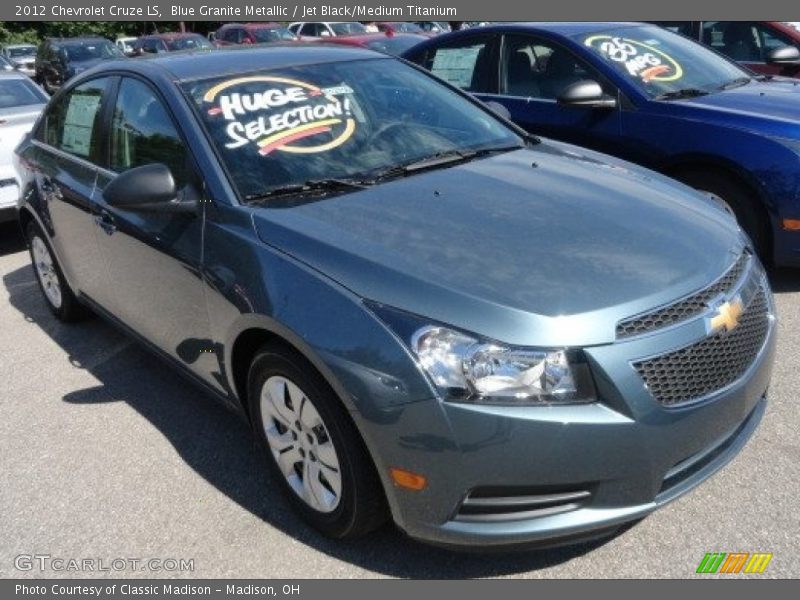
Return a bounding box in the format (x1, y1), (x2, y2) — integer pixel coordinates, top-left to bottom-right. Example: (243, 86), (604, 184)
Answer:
(425, 35), (495, 93)
(40, 77), (109, 160)
(706, 22), (761, 62)
(500, 34), (608, 100)
(753, 23), (798, 58)
(109, 78), (188, 186)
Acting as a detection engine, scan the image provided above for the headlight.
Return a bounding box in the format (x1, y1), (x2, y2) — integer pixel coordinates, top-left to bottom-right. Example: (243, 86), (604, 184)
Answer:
(409, 325), (595, 405)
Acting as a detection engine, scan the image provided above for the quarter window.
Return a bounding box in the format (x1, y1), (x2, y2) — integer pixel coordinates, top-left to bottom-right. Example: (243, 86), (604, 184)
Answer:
(40, 77), (109, 160)
(109, 78), (187, 186)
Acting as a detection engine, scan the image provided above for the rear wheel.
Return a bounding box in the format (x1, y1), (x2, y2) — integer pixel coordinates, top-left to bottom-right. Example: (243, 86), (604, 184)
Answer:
(26, 221), (89, 321)
(674, 169), (769, 259)
(248, 343), (387, 538)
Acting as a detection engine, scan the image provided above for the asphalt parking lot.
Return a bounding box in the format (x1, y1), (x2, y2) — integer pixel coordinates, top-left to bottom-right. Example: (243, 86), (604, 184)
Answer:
(1, 220), (798, 579)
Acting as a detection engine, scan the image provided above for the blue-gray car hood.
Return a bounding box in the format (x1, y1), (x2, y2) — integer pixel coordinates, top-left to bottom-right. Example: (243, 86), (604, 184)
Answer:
(252, 143), (744, 346)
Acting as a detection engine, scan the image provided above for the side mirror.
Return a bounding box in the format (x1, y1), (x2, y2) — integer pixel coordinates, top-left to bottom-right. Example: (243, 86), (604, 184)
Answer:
(320, 30), (332, 38)
(483, 100), (511, 120)
(103, 164), (195, 214)
(557, 80), (617, 109)
(767, 45), (800, 64)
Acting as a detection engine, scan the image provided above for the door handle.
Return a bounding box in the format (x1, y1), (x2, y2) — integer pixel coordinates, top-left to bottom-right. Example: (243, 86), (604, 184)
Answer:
(94, 210), (117, 235)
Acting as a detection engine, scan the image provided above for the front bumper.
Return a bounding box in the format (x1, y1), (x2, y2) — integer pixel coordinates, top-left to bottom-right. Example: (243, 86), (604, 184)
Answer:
(353, 267), (776, 549)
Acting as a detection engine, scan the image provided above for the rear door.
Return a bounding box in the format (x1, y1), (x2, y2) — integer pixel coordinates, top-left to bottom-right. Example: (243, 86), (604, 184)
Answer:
(30, 76), (114, 305)
(92, 75), (215, 384)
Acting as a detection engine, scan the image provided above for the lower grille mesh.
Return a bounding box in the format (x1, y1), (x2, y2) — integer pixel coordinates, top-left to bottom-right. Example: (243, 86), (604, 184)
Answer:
(634, 288), (769, 407)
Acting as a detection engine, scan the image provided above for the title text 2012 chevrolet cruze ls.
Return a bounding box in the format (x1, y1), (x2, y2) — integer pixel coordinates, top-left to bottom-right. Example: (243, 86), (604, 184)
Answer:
(15, 46), (776, 549)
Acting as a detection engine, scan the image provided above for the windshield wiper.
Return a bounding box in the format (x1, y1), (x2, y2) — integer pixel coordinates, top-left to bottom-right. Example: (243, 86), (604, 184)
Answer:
(243, 178), (369, 202)
(719, 76), (752, 90)
(370, 144), (524, 182)
(655, 88), (710, 101)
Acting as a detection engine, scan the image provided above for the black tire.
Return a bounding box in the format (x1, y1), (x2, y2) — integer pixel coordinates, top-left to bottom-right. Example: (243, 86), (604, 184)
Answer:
(248, 343), (387, 538)
(26, 221), (90, 322)
(674, 169), (770, 259)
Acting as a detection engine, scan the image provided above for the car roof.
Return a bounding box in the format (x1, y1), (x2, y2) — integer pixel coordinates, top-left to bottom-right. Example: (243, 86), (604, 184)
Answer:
(454, 21), (643, 36)
(90, 43), (389, 81)
(0, 70), (34, 80)
(142, 32), (204, 40)
(49, 37), (112, 46)
(4, 44), (37, 49)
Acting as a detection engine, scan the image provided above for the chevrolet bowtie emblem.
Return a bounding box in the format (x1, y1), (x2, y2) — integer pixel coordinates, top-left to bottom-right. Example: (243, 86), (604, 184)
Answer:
(709, 298), (744, 334)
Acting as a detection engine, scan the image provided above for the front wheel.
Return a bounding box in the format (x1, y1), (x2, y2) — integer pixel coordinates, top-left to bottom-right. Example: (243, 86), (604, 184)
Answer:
(675, 169), (769, 259)
(248, 344), (387, 538)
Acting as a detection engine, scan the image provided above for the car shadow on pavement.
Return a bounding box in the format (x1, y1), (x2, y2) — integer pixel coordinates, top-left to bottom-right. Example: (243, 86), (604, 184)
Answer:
(3, 262), (622, 578)
(0, 222), (25, 257)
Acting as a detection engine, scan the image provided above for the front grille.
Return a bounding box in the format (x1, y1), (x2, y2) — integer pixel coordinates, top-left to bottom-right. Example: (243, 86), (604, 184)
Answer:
(617, 252), (749, 339)
(634, 288), (770, 407)
(455, 487), (591, 522)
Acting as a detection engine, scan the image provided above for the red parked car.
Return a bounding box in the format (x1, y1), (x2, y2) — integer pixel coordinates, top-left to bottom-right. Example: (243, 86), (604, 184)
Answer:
(654, 21), (800, 77)
(213, 23), (296, 46)
(313, 31), (428, 56)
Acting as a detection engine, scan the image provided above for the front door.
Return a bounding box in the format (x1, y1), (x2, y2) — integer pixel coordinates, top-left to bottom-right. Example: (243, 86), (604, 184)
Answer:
(92, 76), (217, 387)
(487, 33), (623, 155)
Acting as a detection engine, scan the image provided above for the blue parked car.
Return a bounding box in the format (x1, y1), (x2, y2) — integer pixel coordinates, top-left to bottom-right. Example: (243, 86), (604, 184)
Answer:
(404, 22), (800, 266)
(15, 45), (775, 549)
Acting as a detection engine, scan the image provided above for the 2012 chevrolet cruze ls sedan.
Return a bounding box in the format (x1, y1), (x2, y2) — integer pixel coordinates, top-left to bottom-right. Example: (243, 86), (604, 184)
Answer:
(14, 45), (776, 549)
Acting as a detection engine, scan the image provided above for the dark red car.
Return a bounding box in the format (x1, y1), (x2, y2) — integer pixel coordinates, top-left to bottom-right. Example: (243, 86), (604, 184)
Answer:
(654, 21), (800, 77)
(213, 23), (296, 46)
(131, 33), (213, 56)
(373, 22), (427, 35)
(313, 31), (428, 56)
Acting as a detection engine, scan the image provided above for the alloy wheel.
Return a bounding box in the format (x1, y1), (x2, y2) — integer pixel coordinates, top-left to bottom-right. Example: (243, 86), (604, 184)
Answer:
(31, 236), (62, 309)
(259, 375), (343, 513)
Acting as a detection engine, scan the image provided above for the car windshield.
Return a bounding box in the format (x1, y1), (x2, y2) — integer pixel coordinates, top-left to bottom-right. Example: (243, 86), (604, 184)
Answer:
(391, 23), (424, 33)
(252, 28), (296, 43)
(165, 35), (212, 51)
(182, 58), (522, 201)
(7, 46), (36, 58)
(365, 36), (427, 55)
(576, 24), (751, 98)
(331, 22), (368, 36)
(63, 41), (123, 62)
(0, 78), (48, 108)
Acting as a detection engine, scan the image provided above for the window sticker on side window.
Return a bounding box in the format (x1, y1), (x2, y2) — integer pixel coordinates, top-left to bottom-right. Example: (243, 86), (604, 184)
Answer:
(431, 46), (482, 88)
(584, 35), (683, 82)
(61, 93), (101, 157)
(202, 76), (357, 156)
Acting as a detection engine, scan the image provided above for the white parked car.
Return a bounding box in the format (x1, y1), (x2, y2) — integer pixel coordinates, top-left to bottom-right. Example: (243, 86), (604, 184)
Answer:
(1, 44), (37, 78)
(115, 36), (138, 56)
(0, 72), (48, 221)
(287, 21), (369, 39)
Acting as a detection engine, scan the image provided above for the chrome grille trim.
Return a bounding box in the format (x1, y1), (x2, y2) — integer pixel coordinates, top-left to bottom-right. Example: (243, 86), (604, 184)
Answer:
(616, 252), (750, 339)
(455, 489), (591, 523)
